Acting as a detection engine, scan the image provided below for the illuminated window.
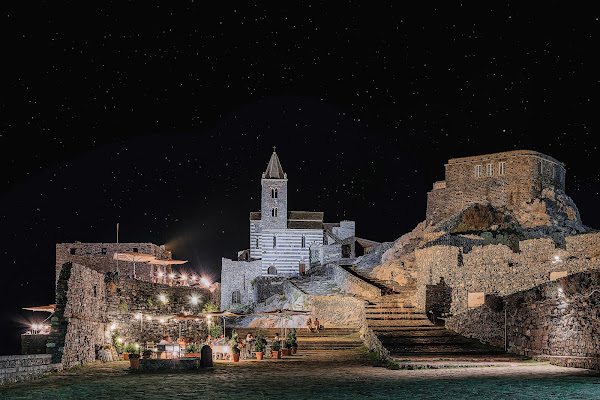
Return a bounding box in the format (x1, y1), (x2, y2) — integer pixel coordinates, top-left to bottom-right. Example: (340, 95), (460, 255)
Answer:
(498, 162), (506, 175)
(232, 291), (241, 305)
(474, 165), (482, 177)
(486, 163), (493, 176)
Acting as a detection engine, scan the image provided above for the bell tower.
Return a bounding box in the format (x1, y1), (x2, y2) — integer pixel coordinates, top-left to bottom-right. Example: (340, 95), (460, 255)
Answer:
(261, 148), (288, 229)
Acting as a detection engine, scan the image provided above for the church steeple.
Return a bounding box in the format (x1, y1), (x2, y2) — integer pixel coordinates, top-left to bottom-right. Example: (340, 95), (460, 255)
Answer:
(261, 148), (288, 229)
(263, 147), (287, 179)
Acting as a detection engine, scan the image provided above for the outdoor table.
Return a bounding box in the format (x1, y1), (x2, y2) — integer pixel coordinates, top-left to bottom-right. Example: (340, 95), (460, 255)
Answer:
(212, 345), (231, 360)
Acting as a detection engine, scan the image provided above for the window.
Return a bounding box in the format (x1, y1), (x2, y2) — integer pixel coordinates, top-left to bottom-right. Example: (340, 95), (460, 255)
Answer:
(271, 208), (278, 217)
(132, 247), (138, 253)
(93, 285), (97, 297)
(232, 291), (241, 305)
(267, 266), (277, 275)
(301, 236), (306, 248)
(271, 188), (278, 198)
(70, 248), (76, 255)
(474, 165), (482, 177)
(498, 162), (506, 175)
(255, 238), (259, 248)
(273, 236), (277, 248)
(101, 248), (107, 255)
(486, 163), (493, 176)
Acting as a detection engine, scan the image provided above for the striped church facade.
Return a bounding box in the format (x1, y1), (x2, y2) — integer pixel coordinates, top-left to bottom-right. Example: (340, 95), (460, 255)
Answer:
(260, 229), (323, 275)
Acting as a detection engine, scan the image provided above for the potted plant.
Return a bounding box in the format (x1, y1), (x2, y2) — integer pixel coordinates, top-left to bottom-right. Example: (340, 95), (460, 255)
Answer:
(281, 338), (292, 356)
(254, 329), (266, 360)
(230, 330), (241, 362)
(129, 352), (140, 370)
(123, 344), (136, 361)
(290, 328), (298, 354)
(142, 349), (153, 359)
(270, 340), (281, 359)
(185, 344), (201, 357)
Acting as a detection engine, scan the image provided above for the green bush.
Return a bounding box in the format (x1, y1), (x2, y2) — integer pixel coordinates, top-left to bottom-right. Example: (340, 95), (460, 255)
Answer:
(209, 325), (223, 338)
(255, 329), (266, 353)
(123, 344), (138, 354)
(271, 340), (281, 351)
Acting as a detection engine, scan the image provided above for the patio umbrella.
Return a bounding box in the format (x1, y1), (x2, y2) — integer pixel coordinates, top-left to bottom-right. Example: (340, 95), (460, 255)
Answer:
(148, 259), (188, 284)
(22, 304), (56, 312)
(250, 310), (309, 337)
(113, 252), (155, 279)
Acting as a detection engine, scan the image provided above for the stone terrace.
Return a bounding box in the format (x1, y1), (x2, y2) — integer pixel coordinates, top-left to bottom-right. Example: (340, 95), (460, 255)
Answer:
(2, 349), (600, 399)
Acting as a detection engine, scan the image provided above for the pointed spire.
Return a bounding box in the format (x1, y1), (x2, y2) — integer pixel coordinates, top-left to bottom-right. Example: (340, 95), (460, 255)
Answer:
(263, 149), (286, 179)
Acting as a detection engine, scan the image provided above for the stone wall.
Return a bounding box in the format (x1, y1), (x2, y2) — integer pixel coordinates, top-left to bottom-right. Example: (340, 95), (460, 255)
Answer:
(48, 262), (214, 369)
(21, 335), (48, 355)
(415, 233), (600, 315)
(56, 242), (172, 284)
(0, 354), (62, 385)
(308, 295), (366, 328)
(332, 264), (381, 300)
(220, 258), (262, 310)
(446, 271), (600, 369)
(426, 150), (566, 225)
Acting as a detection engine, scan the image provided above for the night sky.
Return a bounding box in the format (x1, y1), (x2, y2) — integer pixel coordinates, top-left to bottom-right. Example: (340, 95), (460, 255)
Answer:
(1, 3), (599, 354)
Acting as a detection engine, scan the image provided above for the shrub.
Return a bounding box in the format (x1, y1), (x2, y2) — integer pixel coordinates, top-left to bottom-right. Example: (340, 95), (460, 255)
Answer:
(255, 330), (266, 353)
(209, 325), (223, 338)
(123, 344), (138, 354)
(271, 340), (281, 351)
(142, 349), (153, 357)
(461, 204), (494, 231)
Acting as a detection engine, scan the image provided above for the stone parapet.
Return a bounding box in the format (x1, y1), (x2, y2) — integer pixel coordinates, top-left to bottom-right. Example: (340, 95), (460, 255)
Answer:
(332, 264), (381, 300)
(0, 354), (62, 385)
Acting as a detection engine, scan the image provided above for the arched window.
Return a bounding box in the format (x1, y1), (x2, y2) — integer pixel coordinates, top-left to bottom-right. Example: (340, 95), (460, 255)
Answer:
(271, 207), (278, 217)
(271, 188), (278, 198)
(268, 266), (277, 275)
(301, 236), (306, 248)
(232, 291), (241, 305)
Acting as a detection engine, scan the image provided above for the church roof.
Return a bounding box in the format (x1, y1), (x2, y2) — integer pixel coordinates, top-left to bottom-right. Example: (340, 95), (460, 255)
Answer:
(263, 150), (287, 179)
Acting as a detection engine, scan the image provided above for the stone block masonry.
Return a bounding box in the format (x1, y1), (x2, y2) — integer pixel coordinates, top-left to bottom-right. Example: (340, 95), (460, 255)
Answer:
(446, 271), (600, 369)
(21, 334), (48, 355)
(0, 354), (62, 385)
(426, 150), (566, 225)
(415, 232), (600, 316)
(48, 262), (215, 369)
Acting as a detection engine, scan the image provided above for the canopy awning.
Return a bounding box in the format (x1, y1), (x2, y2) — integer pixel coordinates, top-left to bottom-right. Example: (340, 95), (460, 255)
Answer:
(148, 259), (188, 265)
(113, 252), (156, 262)
(251, 309), (309, 316)
(169, 311), (244, 320)
(23, 304), (56, 313)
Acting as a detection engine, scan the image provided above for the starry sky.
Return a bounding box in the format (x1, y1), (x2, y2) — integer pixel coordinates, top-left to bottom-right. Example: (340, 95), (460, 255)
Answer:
(1, 3), (599, 354)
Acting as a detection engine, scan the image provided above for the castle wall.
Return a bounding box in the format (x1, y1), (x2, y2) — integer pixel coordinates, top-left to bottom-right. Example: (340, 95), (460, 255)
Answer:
(56, 243), (172, 284)
(415, 232), (600, 315)
(446, 271), (600, 369)
(220, 258), (262, 310)
(426, 151), (567, 225)
(249, 219), (262, 259)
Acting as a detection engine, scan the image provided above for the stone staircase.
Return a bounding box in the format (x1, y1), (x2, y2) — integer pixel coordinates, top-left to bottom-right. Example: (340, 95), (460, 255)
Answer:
(290, 276), (339, 296)
(231, 328), (362, 351)
(344, 267), (504, 357)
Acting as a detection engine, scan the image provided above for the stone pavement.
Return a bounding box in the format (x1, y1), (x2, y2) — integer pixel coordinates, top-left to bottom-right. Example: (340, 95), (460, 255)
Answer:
(1, 349), (600, 399)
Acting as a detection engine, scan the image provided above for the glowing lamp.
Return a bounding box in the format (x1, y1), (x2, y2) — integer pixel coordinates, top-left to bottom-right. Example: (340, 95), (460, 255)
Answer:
(169, 274), (175, 279)
(110, 323), (117, 330)
(181, 275), (187, 280)
(190, 296), (198, 305)
(135, 313), (142, 320)
(159, 294), (167, 303)
(159, 318), (165, 323)
(201, 277), (210, 287)
(146, 315), (152, 321)
(158, 272), (164, 277)
(134, 343), (139, 349)
(117, 338), (123, 343)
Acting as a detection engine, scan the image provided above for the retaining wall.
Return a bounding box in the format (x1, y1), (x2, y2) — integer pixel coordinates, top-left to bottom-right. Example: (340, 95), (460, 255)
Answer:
(0, 354), (62, 385)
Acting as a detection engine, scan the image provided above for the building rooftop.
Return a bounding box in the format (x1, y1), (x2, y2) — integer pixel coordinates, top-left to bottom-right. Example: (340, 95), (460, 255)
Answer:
(262, 150), (287, 179)
(447, 150), (564, 167)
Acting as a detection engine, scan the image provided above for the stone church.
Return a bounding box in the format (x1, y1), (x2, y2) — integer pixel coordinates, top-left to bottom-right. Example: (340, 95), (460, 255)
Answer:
(220, 150), (377, 309)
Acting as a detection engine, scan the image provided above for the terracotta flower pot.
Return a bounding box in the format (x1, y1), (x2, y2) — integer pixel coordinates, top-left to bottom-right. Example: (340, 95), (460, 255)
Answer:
(271, 351), (281, 359)
(281, 348), (291, 356)
(291, 346), (297, 354)
(129, 358), (139, 370)
(123, 353), (130, 361)
(256, 352), (263, 360)
(232, 353), (240, 362)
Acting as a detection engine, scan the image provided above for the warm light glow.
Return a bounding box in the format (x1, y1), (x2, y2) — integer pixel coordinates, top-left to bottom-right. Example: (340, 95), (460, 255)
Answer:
(135, 313), (142, 320)
(159, 294), (167, 303)
(206, 315), (211, 326)
(134, 343), (139, 349)
(195, 318), (199, 322)
(190, 295), (198, 305)
(110, 323), (117, 330)
(146, 315), (152, 321)
(117, 338), (123, 343)
(159, 318), (165, 323)
(31, 324), (39, 330)
(181, 274), (187, 280)
(158, 272), (164, 277)
(201, 277), (210, 287)
(169, 274), (175, 279)
(191, 276), (197, 281)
